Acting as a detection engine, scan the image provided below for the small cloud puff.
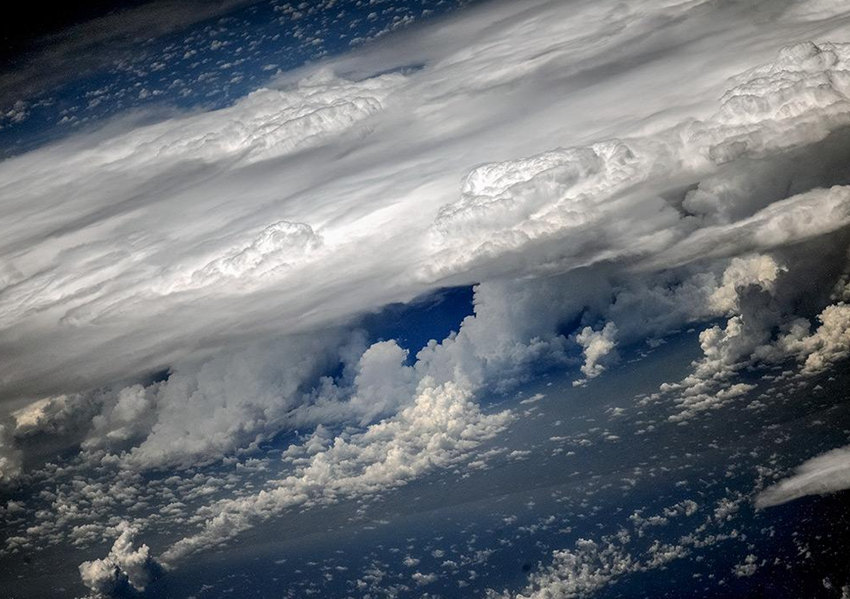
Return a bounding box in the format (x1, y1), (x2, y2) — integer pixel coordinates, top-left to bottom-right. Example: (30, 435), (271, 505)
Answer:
(573, 322), (618, 386)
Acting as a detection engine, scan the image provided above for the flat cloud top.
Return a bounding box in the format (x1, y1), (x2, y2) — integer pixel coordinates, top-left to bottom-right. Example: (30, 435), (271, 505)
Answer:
(2, 0), (850, 403)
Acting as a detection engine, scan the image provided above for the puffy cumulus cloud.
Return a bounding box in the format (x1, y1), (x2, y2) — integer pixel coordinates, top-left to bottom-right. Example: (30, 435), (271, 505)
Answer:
(75, 272), (574, 472)
(490, 538), (635, 599)
(345, 340), (416, 426)
(573, 322), (618, 386)
(12, 395), (77, 437)
(162, 380), (512, 564)
(78, 521), (161, 598)
(486, 495), (754, 599)
(756, 445), (850, 508)
(78, 291), (555, 472)
(646, 252), (826, 421)
(644, 245), (850, 422)
(707, 254), (786, 313)
(82, 385), (158, 453)
(768, 302), (850, 374)
(92, 331), (354, 470)
(408, 272), (630, 395)
(11, 393), (102, 440)
(683, 254), (785, 360)
(799, 303), (850, 372)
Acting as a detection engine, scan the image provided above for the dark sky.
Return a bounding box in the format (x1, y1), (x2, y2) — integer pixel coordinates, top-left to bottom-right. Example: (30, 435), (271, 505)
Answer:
(0, 1), (152, 66)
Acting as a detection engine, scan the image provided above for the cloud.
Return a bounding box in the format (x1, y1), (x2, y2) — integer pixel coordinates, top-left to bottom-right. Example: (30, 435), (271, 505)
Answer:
(427, 39), (850, 281)
(708, 254), (786, 314)
(345, 340), (416, 426)
(182, 220), (323, 291)
(3, 0), (850, 580)
(770, 302), (850, 374)
(662, 288), (850, 422)
(644, 252), (848, 421)
(499, 538), (635, 599)
(650, 186), (850, 269)
(0, 424), (21, 485)
(103, 331), (352, 470)
(487, 496), (745, 599)
(12, 395), (76, 437)
(87, 70), (405, 168)
(78, 521), (161, 598)
(162, 379), (512, 564)
(573, 322), (618, 386)
(755, 445), (850, 508)
(2, 3), (849, 406)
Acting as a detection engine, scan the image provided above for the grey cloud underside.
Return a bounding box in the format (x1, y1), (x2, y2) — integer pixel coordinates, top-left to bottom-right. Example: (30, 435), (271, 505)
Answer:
(3, 0), (850, 588)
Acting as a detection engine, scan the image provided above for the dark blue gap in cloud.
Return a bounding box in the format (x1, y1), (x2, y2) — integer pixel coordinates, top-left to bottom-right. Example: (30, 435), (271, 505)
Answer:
(251, 285), (475, 453)
(358, 284), (476, 360)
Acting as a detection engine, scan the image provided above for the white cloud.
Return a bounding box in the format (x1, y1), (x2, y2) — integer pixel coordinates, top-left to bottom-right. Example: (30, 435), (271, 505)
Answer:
(651, 186), (850, 269)
(2, 3), (850, 405)
(12, 394), (86, 437)
(573, 322), (618, 386)
(428, 40), (850, 281)
(179, 220), (324, 292)
(770, 302), (850, 375)
(504, 537), (636, 599)
(162, 380), (512, 564)
(708, 254), (786, 314)
(642, 251), (850, 422)
(110, 332), (351, 470)
(71, 70), (404, 169)
(756, 445), (850, 508)
(78, 521), (160, 598)
(3, 0), (850, 579)
(345, 340), (416, 426)
(411, 571), (438, 586)
(488, 497), (712, 599)
(0, 424), (21, 485)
